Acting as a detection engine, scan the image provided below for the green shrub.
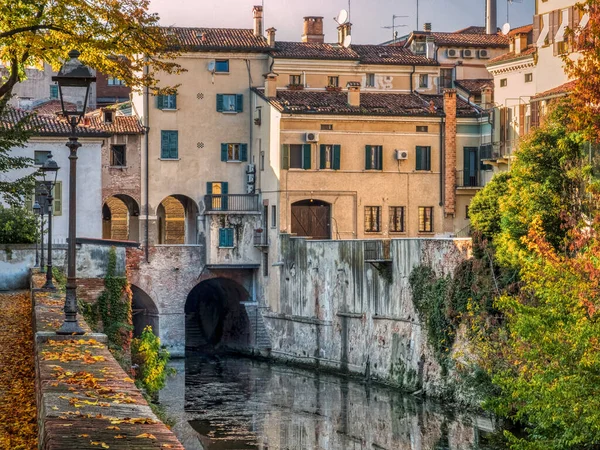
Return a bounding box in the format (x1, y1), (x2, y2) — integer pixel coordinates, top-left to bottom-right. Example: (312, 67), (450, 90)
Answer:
(0, 206), (37, 243)
(131, 326), (171, 398)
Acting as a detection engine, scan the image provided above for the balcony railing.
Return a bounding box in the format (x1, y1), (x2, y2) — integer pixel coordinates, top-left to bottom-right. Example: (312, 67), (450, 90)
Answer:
(456, 170), (485, 188)
(364, 240), (392, 262)
(253, 229), (269, 247)
(204, 194), (260, 212)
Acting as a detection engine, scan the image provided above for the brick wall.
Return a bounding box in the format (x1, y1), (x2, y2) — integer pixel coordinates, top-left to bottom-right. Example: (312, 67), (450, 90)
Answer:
(444, 89), (457, 216)
(96, 71), (131, 105)
(76, 278), (106, 305)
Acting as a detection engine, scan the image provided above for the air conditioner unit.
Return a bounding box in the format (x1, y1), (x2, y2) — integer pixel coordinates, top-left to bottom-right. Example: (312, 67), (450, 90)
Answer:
(462, 49), (474, 58)
(478, 49), (490, 59)
(305, 132), (319, 142)
(447, 49), (459, 58)
(395, 149), (409, 160)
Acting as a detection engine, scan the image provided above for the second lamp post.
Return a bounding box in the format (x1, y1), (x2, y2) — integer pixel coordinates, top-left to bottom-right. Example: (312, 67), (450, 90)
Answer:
(40, 154), (60, 290)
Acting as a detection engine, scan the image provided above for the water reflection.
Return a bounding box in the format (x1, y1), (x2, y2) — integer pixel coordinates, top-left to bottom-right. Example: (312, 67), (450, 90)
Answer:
(160, 356), (505, 450)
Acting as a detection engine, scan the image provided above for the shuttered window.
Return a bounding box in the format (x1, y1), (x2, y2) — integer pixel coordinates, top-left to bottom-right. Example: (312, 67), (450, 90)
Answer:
(161, 131), (179, 159)
(220, 143), (248, 162)
(319, 144), (341, 170)
(29, 181), (62, 216)
(282, 144), (311, 170)
(157, 94), (177, 110)
(365, 145), (383, 170)
(216, 94), (243, 113)
(416, 146), (431, 171)
(218, 228), (234, 247)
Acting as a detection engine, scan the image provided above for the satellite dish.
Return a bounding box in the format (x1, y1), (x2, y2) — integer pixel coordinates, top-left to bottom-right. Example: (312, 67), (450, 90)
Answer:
(501, 22), (511, 35)
(336, 9), (349, 25)
(207, 60), (216, 72)
(343, 34), (352, 48)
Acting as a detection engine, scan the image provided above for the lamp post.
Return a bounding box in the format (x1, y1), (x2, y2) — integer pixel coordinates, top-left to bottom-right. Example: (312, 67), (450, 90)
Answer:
(39, 187), (47, 271)
(52, 50), (96, 335)
(33, 201), (41, 268)
(40, 154), (60, 290)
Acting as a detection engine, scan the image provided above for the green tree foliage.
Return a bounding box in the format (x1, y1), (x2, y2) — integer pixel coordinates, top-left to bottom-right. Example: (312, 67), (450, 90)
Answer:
(469, 172), (510, 241)
(0, 206), (37, 243)
(131, 326), (171, 398)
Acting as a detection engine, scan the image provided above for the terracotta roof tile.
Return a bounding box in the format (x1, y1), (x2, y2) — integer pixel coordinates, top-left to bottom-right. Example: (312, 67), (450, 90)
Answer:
(272, 41), (357, 60)
(32, 100), (78, 116)
(531, 80), (577, 101)
(410, 30), (509, 48)
(454, 79), (494, 94)
(508, 24), (533, 37)
(86, 116), (143, 134)
(254, 88), (480, 117)
(352, 45), (438, 65)
(163, 27), (269, 51)
(487, 46), (536, 65)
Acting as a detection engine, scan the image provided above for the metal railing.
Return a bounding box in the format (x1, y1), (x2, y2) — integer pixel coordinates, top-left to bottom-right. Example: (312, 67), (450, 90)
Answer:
(364, 240), (392, 261)
(204, 194), (259, 212)
(253, 229), (269, 247)
(456, 170), (486, 188)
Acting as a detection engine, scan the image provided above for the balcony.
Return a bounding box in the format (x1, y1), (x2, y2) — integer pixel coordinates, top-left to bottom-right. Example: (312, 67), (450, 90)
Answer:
(204, 194), (260, 213)
(456, 170), (486, 189)
(253, 229), (269, 248)
(364, 240), (392, 263)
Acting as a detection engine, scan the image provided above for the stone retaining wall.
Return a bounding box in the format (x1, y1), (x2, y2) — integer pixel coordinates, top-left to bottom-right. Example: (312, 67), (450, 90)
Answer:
(31, 272), (183, 449)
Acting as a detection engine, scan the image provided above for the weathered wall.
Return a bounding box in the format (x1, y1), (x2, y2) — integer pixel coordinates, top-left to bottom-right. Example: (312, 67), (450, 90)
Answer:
(263, 235), (471, 397)
(0, 244), (66, 290)
(205, 213), (263, 266)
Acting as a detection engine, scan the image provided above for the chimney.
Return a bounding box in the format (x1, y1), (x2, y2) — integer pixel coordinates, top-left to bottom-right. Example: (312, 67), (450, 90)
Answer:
(347, 82), (360, 107)
(486, 0), (497, 34)
(426, 36), (435, 59)
(264, 72), (278, 98)
(443, 89), (457, 216)
(337, 23), (352, 46)
(481, 86), (493, 109)
(266, 27), (276, 47)
(302, 16), (324, 43)
(253, 5), (263, 37)
(514, 33), (527, 54)
(424, 22), (432, 32)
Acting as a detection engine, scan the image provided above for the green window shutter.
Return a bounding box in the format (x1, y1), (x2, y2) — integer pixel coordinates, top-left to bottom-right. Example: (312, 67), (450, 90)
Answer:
(240, 144), (248, 161)
(216, 94), (224, 112)
(221, 144), (228, 162)
(157, 95), (164, 109)
(161, 131), (169, 158)
(227, 229), (234, 247)
(170, 131), (178, 159)
(25, 192), (33, 212)
(426, 147), (431, 170)
(236, 94), (243, 112)
(222, 182), (228, 211)
(319, 145), (326, 169)
(365, 145), (372, 169)
(53, 182), (62, 216)
(377, 146), (383, 170)
(333, 145), (341, 170)
(222, 182), (228, 194)
(206, 182), (213, 194)
(302, 144), (311, 170)
(416, 146), (423, 170)
(172, 94), (177, 109)
(281, 144), (290, 170)
(219, 228), (226, 247)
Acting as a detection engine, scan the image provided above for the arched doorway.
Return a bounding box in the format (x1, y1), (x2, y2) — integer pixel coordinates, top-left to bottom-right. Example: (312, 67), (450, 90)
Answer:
(291, 199), (331, 239)
(157, 195), (198, 244)
(131, 285), (159, 338)
(184, 278), (251, 351)
(102, 194), (140, 241)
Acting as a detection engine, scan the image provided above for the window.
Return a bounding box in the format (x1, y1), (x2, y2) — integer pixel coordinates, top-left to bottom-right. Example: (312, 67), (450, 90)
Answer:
(319, 144), (341, 170)
(263, 252), (269, 276)
(215, 60), (229, 73)
(220, 143), (248, 162)
(500, 78), (507, 87)
(271, 205), (277, 228)
(366, 73), (375, 88)
(416, 146), (431, 171)
(49, 85), (58, 99)
(416, 125), (429, 133)
(524, 73), (533, 83)
(281, 144), (311, 170)
(440, 68), (453, 89)
(365, 145), (383, 170)
(216, 94), (243, 113)
(389, 206), (405, 232)
(29, 181), (62, 216)
(328, 76), (339, 87)
(207, 182), (228, 210)
(419, 74), (429, 88)
(418, 206), (433, 232)
(413, 41), (426, 55)
(34, 151), (51, 166)
(160, 130), (178, 159)
(110, 145), (126, 166)
(289, 74), (301, 85)
(107, 77), (125, 86)
(218, 228), (234, 247)
(364, 206), (381, 232)
(321, 124), (333, 131)
(157, 94), (177, 110)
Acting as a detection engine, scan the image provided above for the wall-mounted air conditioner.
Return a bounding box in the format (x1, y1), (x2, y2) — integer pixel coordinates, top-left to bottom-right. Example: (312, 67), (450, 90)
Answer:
(305, 132), (319, 142)
(395, 149), (409, 160)
(447, 49), (459, 58)
(478, 49), (490, 59)
(462, 49), (474, 58)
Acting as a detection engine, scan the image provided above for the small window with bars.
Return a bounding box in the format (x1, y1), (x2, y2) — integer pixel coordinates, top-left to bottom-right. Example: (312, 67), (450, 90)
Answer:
(364, 206), (381, 232)
(418, 206), (433, 233)
(289, 74), (302, 85)
(365, 73), (375, 87)
(327, 76), (339, 87)
(389, 206), (405, 232)
(110, 145), (126, 166)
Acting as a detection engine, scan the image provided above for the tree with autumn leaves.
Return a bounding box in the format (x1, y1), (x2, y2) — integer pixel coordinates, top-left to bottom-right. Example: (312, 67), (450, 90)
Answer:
(468, 2), (600, 448)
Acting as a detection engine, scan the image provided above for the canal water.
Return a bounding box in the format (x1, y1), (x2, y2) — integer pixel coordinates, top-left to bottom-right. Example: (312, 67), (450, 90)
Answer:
(160, 355), (506, 450)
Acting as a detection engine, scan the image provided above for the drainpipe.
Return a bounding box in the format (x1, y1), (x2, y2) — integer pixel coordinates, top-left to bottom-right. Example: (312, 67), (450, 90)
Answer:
(143, 57), (150, 263)
(440, 116), (445, 207)
(410, 65), (416, 92)
(246, 60), (254, 166)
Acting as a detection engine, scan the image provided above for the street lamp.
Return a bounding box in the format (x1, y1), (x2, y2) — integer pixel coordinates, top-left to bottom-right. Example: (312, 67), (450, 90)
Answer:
(40, 153), (60, 290)
(52, 50), (96, 335)
(33, 201), (41, 268)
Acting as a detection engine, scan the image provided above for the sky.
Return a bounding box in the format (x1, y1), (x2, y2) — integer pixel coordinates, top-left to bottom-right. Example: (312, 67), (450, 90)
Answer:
(148, 0), (535, 44)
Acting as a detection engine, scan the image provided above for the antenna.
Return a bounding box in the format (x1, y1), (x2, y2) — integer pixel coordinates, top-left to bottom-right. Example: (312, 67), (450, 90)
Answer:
(207, 60), (215, 72)
(343, 34), (352, 48)
(381, 14), (408, 44)
(335, 9), (349, 25)
(501, 22), (511, 35)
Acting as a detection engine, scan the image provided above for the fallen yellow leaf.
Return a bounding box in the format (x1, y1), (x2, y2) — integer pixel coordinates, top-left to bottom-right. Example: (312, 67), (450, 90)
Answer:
(135, 433), (157, 439)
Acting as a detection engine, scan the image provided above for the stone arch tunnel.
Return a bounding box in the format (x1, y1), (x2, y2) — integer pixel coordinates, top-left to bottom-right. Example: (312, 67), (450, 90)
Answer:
(184, 278), (252, 352)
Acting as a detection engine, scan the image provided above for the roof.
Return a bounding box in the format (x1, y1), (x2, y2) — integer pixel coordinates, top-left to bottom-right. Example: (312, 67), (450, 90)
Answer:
(254, 88), (482, 117)
(407, 25), (509, 48)
(531, 80), (577, 102)
(487, 46), (536, 65)
(508, 24), (533, 37)
(32, 100), (77, 116)
(162, 27), (269, 51)
(352, 45), (438, 65)
(85, 115), (144, 134)
(454, 79), (494, 94)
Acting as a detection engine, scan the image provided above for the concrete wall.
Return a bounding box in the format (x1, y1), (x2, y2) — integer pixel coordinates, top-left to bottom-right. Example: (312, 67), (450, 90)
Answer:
(205, 213), (263, 266)
(263, 235), (472, 397)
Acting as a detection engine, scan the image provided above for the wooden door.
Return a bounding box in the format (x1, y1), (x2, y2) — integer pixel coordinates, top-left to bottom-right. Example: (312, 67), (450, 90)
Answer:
(291, 200), (331, 239)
